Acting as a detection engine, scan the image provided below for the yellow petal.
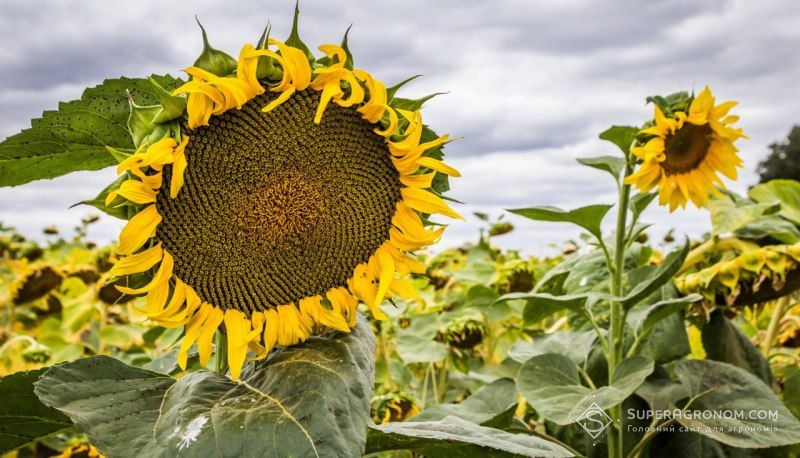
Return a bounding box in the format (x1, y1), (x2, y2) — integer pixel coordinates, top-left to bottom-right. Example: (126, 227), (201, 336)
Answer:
(116, 205), (161, 256)
(109, 243), (163, 277)
(401, 187), (462, 219)
(116, 250), (174, 295)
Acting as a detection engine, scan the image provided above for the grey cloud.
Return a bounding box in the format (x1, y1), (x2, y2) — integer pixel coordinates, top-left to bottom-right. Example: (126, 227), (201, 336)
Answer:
(0, 0), (798, 254)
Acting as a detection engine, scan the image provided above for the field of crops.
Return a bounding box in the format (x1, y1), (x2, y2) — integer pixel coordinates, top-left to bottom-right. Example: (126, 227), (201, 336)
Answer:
(2, 4), (800, 458)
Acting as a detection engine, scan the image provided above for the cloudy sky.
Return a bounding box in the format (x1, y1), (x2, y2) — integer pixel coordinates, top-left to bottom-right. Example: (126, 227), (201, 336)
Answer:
(1, 0), (799, 255)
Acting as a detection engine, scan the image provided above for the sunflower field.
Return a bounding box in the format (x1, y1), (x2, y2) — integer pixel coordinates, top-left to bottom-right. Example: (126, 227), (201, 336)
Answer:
(1, 6), (800, 458)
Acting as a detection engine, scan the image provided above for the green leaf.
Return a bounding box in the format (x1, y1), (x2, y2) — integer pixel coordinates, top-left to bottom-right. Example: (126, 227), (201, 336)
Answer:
(410, 378), (517, 427)
(674, 359), (800, 448)
(701, 311), (773, 386)
(749, 179), (800, 225)
(577, 155), (627, 180)
(636, 365), (689, 412)
(516, 353), (653, 425)
(0, 368), (73, 454)
(496, 292), (591, 322)
(34, 356), (174, 457)
(0, 75), (183, 187)
(707, 194), (780, 236)
(153, 316), (375, 456)
(614, 242), (689, 309)
(736, 215), (800, 244)
(628, 191), (657, 220)
(365, 416), (573, 457)
(509, 204), (613, 241)
(599, 125), (640, 154)
(507, 331), (597, 365)
(627, 294), (702, 337)
(396, 333), (449, 364)
(193, 18), (237, 76)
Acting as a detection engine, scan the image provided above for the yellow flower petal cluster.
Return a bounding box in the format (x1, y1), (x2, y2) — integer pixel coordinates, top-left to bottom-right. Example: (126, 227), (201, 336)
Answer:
(625, 87), (747, 211)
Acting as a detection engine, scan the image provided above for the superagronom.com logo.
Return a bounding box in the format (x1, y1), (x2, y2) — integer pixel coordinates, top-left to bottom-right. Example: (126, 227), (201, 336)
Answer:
(576, 402), (613, 439)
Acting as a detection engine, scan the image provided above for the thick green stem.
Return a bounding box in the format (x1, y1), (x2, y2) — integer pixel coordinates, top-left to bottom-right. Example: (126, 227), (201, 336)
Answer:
(608, 160), (633, 458)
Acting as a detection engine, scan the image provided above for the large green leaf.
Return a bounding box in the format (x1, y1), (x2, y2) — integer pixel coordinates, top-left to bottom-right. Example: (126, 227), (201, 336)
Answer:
(613, 243), (689, 309)
(508, 204), (613, 241)
(0, 368), (73, 454)
(627, 294), (702, 338)
(576, 155), (627, 180)
(599, 125), (640, 154)
(749, 179), (800, 225)
(507, 331), (597, 365)
(33, 356), (174, 457)
(365, 416), (573, 457)
(0, 75), (183, 187)
(495, 292), (591, 323)
(674, 359), (800, 448)
(707, 194), (779, 236)
(516, 353), (653, 425)
(153, 316), (375, 457)
(410, 378), (517, 427)
(701, 311), (773, 386)
(396, 333), (449, 364)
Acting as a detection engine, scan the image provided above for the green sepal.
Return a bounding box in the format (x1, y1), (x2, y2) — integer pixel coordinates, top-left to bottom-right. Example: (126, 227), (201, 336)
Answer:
(145, 120), (181, 147)
(391, 92), (445, 113)
(340, 25), (354, 70)
(193, 17), (238, 77)
(126, 91), (160, 148)
(286, 2), (315, 64)
(105, 146), (131, 164)
(74, 173), (130, 220)
(149, 77), (187, 124)
(386, 75), (421, 101)
(255, 23), (280, 80)
(645, 90), (692, 117)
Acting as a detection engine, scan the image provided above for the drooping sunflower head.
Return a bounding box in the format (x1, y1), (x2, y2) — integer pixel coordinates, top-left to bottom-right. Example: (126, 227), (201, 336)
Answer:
(9, 261), (63, 305)
(371, 392), (421, 424)
(102, 10), (460, 379)
(624, 87), (747, 211)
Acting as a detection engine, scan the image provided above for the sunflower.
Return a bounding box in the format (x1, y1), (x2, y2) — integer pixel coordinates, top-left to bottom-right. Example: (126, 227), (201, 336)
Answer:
(624, 87), (747, 211)
(102, 11), (460, 379)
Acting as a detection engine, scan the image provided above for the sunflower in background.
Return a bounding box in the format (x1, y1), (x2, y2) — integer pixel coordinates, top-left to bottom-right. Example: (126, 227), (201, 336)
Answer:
(102, 8), (460, 379)
(625, 87), (747, 211)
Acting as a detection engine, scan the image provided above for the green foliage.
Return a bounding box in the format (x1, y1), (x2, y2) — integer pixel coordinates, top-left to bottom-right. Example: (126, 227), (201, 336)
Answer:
(0, 368), (73, 454)
(410, 378), (517, 426)
(577, 155), (627, 180)
(757, 125), (800, 183)
(366, 416), (573, 457)
(34, 356), (174, 457)
(509, 204), (613, 240)
(0, 75), (182, 187)
(155, 317), (375, 457)
(599, 125), (640, 154)
(517, 353), (653, 425)
(674, 359), (800, 448)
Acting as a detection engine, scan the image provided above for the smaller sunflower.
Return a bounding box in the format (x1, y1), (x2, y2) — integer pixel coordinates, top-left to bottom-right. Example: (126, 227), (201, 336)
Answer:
(625, 87), (747, 211)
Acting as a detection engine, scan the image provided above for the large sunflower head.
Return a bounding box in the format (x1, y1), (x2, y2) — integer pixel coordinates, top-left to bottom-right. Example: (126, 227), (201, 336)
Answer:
(624, 87), (747, 211)
(102, 11), (460, 379)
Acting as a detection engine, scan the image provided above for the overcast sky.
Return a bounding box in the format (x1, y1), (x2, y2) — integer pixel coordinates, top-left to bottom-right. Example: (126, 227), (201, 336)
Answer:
(1, 0), (799, 255)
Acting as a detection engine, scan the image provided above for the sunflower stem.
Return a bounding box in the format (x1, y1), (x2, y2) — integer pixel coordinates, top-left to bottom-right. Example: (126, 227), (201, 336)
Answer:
(762, 295), (792, 358)
(607, 157), (633, 458)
